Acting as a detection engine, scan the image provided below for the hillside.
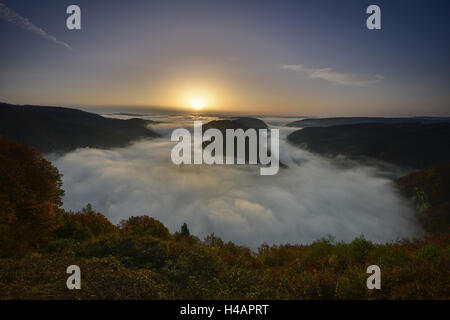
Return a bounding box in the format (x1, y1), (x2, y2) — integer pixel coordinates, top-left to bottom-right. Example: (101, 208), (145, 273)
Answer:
(0, 136), (449, 299)
(203, 117), (269, 132)
(0, 103), (159, 154)
(396, 164), (450, 235)
(287, 123), (450, 169)
(202, 117), (268, 163)
(201, 117), (287, 168)
(286, 117), (450, 128)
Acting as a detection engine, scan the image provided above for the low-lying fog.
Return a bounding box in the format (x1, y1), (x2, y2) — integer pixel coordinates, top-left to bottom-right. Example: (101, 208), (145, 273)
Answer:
(52, 115), (421, 248)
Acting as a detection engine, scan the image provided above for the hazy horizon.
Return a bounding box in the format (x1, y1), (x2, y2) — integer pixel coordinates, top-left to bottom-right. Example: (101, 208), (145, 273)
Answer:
(3, 102), (450, 119)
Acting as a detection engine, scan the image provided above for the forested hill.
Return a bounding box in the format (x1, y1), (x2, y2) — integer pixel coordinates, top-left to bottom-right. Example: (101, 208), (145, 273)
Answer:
(287, 122), (450, 169)
(286, 117), (450, 128)
(0, 103), (159, 154)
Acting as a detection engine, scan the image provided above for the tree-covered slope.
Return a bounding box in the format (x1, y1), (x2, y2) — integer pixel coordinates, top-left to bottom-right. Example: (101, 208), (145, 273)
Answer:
(287, 123), (450, 169)
(286, 117), (450, 128)
(0, 103), (159, 154)
(396, 164), (450, 235)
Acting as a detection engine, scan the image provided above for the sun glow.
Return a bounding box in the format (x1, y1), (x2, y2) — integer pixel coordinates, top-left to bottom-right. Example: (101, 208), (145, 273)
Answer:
(190, 98), (206, 110)
(174, 83), (223, 111)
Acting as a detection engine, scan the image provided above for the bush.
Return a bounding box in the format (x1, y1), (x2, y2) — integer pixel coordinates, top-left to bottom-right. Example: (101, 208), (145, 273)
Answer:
(416, 245), (440, 260)
(76, 233), (170, 269)
(349, 236), (374, 262)
(162, 244), (224, 299)
(120, 216), (170, 239)
(54, 205), (117, 241)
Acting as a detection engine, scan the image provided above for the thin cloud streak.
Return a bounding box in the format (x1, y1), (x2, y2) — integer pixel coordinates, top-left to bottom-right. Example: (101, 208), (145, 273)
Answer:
(281, 64), (383, 86)
(0, 2), (72, 50)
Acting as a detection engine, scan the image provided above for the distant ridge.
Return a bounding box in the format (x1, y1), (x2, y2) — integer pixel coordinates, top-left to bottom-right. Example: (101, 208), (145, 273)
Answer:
(287, 122), (450, 169)
(106, 112), (149, 117)
(286, 117), (450, 128)
(203, 117), (269, 132)
(202, 117), (269, 163)
(0, 103), (159, 154)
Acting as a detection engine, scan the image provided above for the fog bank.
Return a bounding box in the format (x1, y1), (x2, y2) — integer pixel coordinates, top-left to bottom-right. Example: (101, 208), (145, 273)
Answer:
(53, 116), (421, 248)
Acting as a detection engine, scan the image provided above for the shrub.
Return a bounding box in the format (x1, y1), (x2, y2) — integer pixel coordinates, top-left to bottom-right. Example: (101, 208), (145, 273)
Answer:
(54, 205), (117, 241)
(416, 244), (440, 260)
(349, 235), (374, 262)
(120, 216), (170, 239)
(76, 233), (170, 269)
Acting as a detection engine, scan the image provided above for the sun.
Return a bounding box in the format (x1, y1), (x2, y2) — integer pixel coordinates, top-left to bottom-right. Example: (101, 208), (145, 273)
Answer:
(179, 87), (215, 111)
(190, 98), (206, 110)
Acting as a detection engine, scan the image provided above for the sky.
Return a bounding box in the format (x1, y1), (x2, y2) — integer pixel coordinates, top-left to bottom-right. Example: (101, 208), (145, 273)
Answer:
(0, 0), (449, 116)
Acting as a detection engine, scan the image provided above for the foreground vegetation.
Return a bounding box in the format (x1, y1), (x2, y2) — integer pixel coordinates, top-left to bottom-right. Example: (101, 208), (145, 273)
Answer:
(0, 136), (449, 299)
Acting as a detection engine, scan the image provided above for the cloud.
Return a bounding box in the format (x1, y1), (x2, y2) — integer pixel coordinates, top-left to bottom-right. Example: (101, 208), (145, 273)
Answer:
(280, 64), (304, 72)
(0, 2), (72, 50)
(281, 64), (383, 86)
(51, 116), (421, 249)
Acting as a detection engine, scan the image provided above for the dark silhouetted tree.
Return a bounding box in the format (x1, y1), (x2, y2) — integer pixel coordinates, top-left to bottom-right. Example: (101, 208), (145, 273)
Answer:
(181, 223), (190, 236)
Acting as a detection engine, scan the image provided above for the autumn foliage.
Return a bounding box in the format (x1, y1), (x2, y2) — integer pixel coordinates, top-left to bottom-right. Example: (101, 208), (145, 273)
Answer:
(396, 163), (450, 235)
(120, 215), (170, 239)
(0, 137), (449, 299)
(0, 135), (64, 256)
